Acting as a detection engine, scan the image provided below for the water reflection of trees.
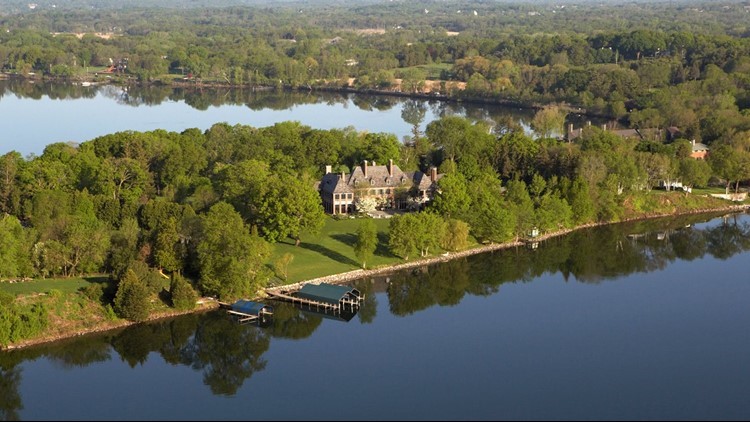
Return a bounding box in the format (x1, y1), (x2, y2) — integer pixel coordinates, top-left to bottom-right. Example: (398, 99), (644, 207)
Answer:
(0, 366), (22, 421)
(0, 79), (557, 134)
(1, 213), (748, 412)
(387, 213), (750, 315)
(179, 313), (270, 396)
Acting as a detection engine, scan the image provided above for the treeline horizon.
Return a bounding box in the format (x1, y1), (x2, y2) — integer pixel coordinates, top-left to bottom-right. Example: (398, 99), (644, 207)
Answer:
(1, 1), (749, 145)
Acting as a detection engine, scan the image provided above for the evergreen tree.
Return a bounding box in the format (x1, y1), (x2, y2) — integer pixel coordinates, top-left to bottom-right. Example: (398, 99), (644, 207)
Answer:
(170, 273), (198, 311)
(114, 269), (151, 322)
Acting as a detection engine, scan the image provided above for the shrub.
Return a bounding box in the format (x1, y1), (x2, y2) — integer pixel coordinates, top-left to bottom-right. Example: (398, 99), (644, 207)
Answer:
(81, 283), (105, 303)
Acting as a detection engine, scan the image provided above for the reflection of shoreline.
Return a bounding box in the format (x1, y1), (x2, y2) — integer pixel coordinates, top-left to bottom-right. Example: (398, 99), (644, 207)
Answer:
(5, 204), (750, 353)
(3, 302), (219, 352)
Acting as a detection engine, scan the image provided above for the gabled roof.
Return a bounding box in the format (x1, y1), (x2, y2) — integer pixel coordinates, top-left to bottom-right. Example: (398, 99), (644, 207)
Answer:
(297, 283), (361, 306)
(413, 171), (442, 190)
(692, 142), (709, 152)
(349, 162), (408, 189)
(319, 173), (354, 194)
(231, 300), (273, 316)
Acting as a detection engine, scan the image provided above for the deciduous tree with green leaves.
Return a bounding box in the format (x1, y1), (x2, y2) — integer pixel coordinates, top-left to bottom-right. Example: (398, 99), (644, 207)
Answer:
(197, 202), (271, 300)
(354, 218), (378, 269)
(257, 173), (325, 246)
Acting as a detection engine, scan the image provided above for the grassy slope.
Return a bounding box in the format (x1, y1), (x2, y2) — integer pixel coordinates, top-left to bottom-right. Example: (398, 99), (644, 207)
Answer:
(269, 216), (404, 284)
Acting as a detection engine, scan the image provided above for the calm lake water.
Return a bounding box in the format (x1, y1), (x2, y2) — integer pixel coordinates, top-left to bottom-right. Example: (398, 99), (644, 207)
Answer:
(2, 212), (750, 420)
(2, 80), (749, 420)
(0, 79), (602, 157)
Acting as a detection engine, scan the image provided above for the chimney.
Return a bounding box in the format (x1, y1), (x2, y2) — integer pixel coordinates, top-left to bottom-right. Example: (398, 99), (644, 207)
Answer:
(388, 159), (393, 177)
(341, 171), (346, 182)
(568, 123), (574, 134)
(430, 167), (437, 182)
(692, 139), (696, 146)
(363, 160), (368, 178)
(325, 165), (332, 174)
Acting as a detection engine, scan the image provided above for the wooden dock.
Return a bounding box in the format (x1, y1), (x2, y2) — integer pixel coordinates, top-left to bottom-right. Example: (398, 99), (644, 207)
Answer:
(227, 310), (261, 323)
(266, 290), (344, 312)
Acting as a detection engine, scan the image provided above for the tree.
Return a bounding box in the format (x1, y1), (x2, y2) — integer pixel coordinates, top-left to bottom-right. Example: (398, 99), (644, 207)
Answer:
(0, 215), (32, 278)
(197, 202), (271, 300)
(257, 174), (325, 245)
(426, 116), (471, 163)
(413, 212), (445, 257)
(114, 269), (151, 322)
(709, 143), (745, 193)
(0, 151), (23, 215)
(678, 158), (712, 192)
(505, 178), (535, 239)
(430, 172), (471, 219)
(495, 132), (540, 181)
(361, 133), (401, 165)
(534, 194), (574, 233)
(354, 218), (378, 269)
(154, 217), (182, 274)
(170, 274), (198, 311)
(388, 214), (419, 260)
(441, 219), (470, 252)
(466, 173), (516, 243)
(567, 178), (596, 224)
(273, 253), (294, 281)
(354, 196), (380, 214)
(530, 105), (566, 139)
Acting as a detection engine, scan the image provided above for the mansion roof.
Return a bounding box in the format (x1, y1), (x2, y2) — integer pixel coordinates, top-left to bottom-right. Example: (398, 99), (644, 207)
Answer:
(319, 160), (442, 194)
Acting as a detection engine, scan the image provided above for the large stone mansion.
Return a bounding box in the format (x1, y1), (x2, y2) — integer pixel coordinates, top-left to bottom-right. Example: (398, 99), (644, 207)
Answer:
(317, 160), (443, 215)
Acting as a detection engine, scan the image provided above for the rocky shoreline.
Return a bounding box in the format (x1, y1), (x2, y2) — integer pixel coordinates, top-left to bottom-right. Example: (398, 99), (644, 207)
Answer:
(4, 203), (749, 352)
(266, 204), (750, 294)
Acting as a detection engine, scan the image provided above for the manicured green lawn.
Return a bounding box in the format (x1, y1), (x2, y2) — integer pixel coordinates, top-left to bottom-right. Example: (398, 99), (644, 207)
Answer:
(268, 216), (402, 283)
(0, 276), (109, 297)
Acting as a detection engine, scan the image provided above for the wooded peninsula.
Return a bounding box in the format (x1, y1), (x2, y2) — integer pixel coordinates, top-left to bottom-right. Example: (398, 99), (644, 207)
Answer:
(1, 0), (750, 349)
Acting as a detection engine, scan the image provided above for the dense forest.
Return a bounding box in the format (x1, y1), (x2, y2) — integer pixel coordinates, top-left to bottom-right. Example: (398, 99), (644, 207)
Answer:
(2, 0), (750, 344)
(0, 115), (746, 291)
(1, 1), (750, 144)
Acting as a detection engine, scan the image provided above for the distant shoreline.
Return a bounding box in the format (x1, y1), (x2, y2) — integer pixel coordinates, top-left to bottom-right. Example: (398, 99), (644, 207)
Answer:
(5, 202), (747, 352)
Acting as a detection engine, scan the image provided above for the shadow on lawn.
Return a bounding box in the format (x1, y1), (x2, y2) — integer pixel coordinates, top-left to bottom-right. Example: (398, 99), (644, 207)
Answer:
(330, 233), (397, 259)
(298, 242), (361, 268)
(331, 233), (356, 247)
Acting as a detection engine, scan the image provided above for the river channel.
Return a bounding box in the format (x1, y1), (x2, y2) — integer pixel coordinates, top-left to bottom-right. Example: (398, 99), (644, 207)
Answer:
(2, 212), (750, 420)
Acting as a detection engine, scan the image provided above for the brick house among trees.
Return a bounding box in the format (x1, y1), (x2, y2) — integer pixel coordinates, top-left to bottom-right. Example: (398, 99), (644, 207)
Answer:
(318, 160), (443, 215)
